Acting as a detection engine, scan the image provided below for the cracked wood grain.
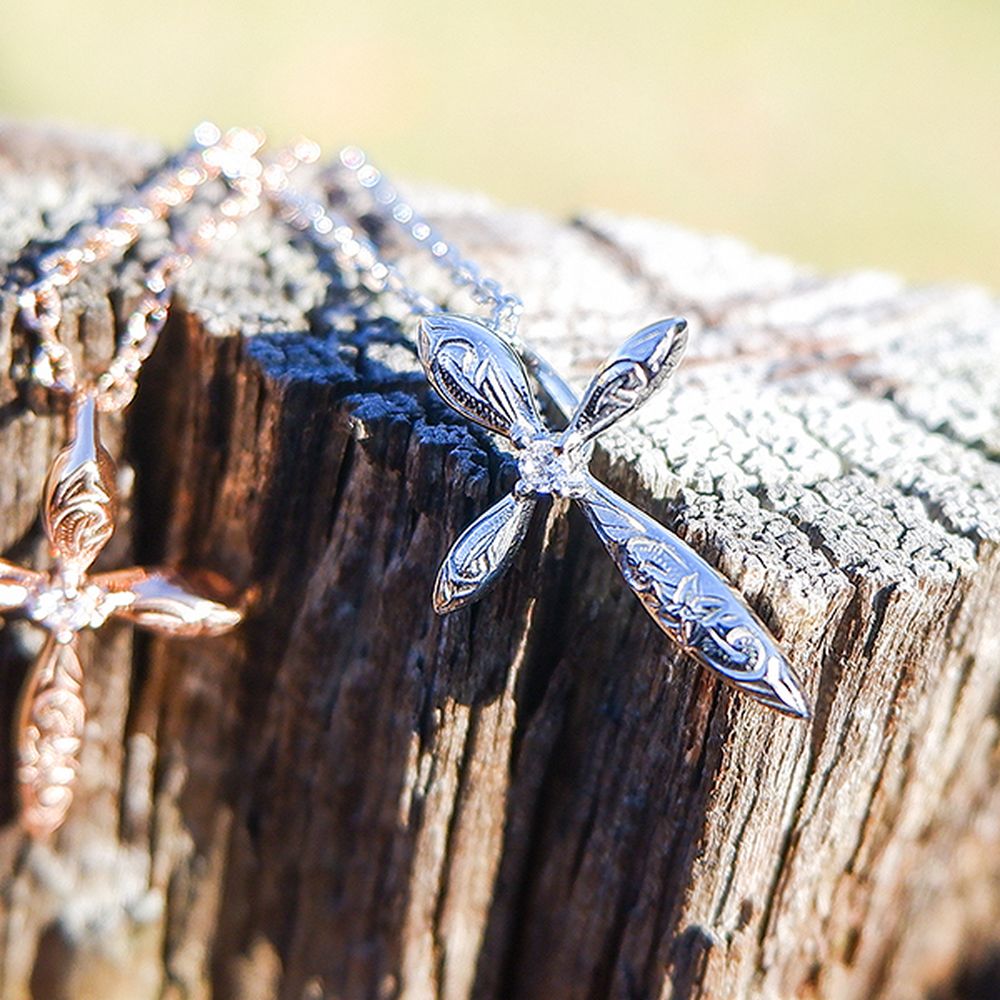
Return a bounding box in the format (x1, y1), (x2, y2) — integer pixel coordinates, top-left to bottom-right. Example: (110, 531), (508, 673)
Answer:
(0, 123), (997, 1000)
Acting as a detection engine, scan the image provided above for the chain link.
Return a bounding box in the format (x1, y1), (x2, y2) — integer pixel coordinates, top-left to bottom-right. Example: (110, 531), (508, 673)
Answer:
(334, 146), (524, 339)
(263, 140), (441, 323)
(264, 142), (579, 417)
(18, 122), (264, 407)
(97, 128), (266, 411)
(264, 144), (525, 342)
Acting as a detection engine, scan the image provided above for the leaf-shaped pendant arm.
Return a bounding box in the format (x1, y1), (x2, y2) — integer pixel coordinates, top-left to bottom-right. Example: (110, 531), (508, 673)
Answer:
(434, 492), (536, 613)
(578, 477), (809, 718)
(0, 559), (44, 611)
(16, 636), (86, 838)
(94, 568), (244, 637)
(43, 393), (117, 578)
(563, 318), (688, 447)
(418, 315), (544, 441)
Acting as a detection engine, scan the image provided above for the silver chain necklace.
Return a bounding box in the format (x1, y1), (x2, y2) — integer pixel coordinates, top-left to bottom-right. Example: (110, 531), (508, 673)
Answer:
(6, 124), (264, 837)
(264, 143), (810, 720)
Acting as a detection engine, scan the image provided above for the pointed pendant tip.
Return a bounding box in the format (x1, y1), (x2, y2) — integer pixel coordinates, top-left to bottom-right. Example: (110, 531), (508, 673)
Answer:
(785, 700), (812, 721)
(432, 576), (467, 615)
(771, 684), (811, 721)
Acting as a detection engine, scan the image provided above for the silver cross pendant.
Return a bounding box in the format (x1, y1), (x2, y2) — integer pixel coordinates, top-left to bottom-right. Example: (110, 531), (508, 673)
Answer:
(2, 394), (242, 837)
(419, 314), (809, 719)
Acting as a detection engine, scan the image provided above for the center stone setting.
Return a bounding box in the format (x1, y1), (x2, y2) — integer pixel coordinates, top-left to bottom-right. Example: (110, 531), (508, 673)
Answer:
(26, 583), (114, 641)
(514, 434), (592, 498)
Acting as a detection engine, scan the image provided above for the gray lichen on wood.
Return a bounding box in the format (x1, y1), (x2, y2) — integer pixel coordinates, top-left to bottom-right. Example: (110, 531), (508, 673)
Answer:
(0, 123), (997, 1000)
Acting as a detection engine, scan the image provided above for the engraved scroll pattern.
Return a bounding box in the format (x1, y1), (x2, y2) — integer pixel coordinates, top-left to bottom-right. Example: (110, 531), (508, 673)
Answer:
(434, 493), (536, 613)
(579, 479), (809, 717)
(17, 638), (86, 838)
(43, 393), (117, 573)
(419, 315), (543, 439)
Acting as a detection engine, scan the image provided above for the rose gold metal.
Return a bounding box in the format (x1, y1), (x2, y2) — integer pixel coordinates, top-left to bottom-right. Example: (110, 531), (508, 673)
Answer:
(18, 123), (265, 405)
(7, 127), (321, 835)
(6, 124), (270, 837)
(95, 128), (267, 412)
(42, 392), (118, 582)
(17, 636), (85, 838)
(5, 393), (242, 837)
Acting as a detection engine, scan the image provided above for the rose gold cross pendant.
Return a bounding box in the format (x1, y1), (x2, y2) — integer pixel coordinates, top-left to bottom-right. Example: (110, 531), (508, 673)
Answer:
(3, 394), (242, 837)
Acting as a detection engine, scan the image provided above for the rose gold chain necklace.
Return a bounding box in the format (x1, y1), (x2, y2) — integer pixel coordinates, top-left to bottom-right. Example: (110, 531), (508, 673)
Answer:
(7, 123), (264, 837)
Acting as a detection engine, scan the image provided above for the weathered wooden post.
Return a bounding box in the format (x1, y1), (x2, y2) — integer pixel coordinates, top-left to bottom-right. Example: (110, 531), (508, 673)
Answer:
(0, 123), (998, 1000)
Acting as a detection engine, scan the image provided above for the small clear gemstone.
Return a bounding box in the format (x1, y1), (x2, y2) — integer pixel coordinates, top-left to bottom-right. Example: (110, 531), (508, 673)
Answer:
(26, 583), (113, 640)
(515, 434), (591, 498)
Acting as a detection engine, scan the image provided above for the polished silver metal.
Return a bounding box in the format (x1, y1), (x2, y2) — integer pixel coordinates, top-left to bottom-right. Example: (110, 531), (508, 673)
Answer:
(420, 313), (809, 718)
(267, 144), (810, 719)
(264, 146), (579, 417)
(338, 146), (524, 338)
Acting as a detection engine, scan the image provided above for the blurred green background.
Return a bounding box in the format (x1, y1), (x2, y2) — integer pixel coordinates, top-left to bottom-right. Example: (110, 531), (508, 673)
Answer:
(2, 0), (997, 286)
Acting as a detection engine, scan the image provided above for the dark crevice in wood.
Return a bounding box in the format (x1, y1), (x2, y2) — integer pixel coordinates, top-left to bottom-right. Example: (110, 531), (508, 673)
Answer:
(127, 310), (192, 565)
(509, 505), (589, 741)
(841, 661), (920, 878)
(751, 600), (873, 963)
(631, 685), (728, 999)
(929, 946), (1000, 1000)
(862, 379), (1000, 468)
(710, 772), (764, 925)
(0, 630), (30, 830)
